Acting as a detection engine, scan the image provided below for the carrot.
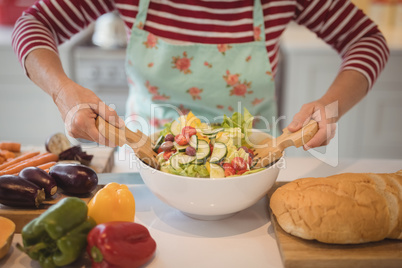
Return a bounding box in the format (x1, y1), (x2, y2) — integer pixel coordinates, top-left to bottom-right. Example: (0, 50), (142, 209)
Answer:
(0, 142), (21, 152)
(0, 150), (15, 160)
(0, 151), (40, 171)
(0, 152), (58, 176)
(12, 161), (57, 176)
(36, 161), (57, 170)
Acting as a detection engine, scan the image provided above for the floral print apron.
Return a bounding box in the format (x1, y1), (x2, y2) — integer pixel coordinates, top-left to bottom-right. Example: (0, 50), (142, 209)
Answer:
(125, 0), (277, 134)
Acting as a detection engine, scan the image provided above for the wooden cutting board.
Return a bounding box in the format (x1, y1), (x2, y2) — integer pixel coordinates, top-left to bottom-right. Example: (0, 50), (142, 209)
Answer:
(85, 147), (115, 173)
(0, 185), (103, 233)
(267, 182), (402, 268)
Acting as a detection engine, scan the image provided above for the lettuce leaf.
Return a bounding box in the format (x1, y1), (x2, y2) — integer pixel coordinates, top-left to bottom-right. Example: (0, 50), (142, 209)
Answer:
(159, 122), (172, 137)
(221, 108), (254, 143)
(164, 164), (210, 178)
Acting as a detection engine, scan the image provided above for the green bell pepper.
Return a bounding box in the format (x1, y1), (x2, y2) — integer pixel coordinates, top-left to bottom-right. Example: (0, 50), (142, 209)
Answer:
(17, 197), (96, 268)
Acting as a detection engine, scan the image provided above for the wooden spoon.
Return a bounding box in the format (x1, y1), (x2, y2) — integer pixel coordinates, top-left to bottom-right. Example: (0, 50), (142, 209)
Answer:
(95, 116), (159, 169)
(252, 120), (318, 168)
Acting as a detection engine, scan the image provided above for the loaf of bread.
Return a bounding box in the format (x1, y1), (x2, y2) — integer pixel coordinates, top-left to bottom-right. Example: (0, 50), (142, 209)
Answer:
(269, 170), (402, 244)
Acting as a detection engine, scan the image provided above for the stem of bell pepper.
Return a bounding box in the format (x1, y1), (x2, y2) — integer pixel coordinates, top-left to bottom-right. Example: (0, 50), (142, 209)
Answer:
(90, 246), (104, 263)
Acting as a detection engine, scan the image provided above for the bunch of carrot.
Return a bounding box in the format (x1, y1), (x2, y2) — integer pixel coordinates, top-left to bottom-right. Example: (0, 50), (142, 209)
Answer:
(0, 144), (58, 176)
(0, 142), (21, 165)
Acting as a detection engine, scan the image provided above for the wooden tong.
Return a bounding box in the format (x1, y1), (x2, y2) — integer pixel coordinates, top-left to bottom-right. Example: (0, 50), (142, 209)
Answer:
(252, 120), (318, 168)
(95, 116), (158, 169)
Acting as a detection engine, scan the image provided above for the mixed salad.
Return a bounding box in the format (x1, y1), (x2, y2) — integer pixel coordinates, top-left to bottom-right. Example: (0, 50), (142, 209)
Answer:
(153, 109), (265, 178)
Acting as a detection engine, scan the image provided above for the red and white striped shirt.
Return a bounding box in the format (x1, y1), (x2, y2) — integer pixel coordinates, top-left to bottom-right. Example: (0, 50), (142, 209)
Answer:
(11, 0), (389, 89)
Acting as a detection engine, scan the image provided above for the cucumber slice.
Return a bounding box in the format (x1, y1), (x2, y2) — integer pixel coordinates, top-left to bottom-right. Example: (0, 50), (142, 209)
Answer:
(209, 163), (225, 179)
(194, 140), (210, 164)
(174, 142), (188, 152)
(188, 135), (198, 150)
(170, 153), (195, 170)
(210, 142), (227, 163)
(153, 135), (165, 153)
(202, 128), (223, 136)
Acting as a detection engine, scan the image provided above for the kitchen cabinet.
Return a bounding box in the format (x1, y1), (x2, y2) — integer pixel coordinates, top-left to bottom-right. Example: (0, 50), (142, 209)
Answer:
(279, 23), (402, 160)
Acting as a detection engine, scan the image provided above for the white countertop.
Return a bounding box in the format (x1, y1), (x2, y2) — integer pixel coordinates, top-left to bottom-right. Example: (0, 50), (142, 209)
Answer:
(2, 149), (401, 268)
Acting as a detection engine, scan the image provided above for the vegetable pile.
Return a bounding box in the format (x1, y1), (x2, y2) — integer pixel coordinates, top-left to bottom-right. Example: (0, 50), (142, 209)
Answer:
(154, 109), (264, 178)
(0, 163), (98, 208)
(0, 133), (97, 208)
(16, 185), (155, 268)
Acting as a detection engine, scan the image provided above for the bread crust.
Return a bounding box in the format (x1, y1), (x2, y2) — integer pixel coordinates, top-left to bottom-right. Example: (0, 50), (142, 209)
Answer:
(269, 170), (402, 244)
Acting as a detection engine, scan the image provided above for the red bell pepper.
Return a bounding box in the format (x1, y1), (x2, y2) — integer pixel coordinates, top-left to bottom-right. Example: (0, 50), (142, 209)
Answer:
(87, 221), (157, 268)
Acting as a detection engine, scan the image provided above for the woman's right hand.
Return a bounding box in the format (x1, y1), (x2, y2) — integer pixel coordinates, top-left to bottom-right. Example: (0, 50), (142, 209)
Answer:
(24, 48), (124, 147)
(54, 79), (124, 146)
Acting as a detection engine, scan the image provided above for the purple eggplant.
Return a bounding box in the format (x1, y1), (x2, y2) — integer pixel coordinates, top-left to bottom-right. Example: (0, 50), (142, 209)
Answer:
(19, 167), (57, 197)
(49, 163), (98, 195)
(59, 145), (94, 166)
(0, 175), (45, 208)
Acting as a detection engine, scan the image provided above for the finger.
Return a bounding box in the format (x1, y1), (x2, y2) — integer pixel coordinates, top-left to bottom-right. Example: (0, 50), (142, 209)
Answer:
(287, 104), (314, 132)
(90, 101), (125, 128)
(304, 121), (336, 149)
(66, 106), (117, 147)
(320, 123), (337, 146)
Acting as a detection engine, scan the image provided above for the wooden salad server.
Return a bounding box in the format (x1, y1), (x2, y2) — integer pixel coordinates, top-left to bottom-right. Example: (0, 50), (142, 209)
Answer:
(252, 120), (318, 168)
(95, 116), (159, 169)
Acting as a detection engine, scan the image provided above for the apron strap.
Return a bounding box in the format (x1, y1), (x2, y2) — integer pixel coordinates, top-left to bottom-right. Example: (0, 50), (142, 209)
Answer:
(134, 0), (151, 28)
(253, 0), (266, 42)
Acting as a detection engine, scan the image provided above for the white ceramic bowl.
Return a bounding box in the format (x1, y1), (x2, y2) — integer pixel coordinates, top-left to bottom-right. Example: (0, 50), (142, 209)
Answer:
(139, 130), (282, 220)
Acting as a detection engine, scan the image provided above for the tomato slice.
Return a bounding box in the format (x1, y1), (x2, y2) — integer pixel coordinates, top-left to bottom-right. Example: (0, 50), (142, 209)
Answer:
(182, 126), (197, 140)
(231, 157), (247, 171)
(236, 169), (248, 175)
(222, 163), (236, 177)
(174, 133), (188, 146)
(163, 150), (175, 161)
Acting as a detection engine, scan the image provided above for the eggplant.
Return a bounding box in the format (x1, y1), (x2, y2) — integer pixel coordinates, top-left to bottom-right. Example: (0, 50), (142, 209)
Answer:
(59, 145), (94, 166)
(49, 163), (98, 195)
(19, 167), (57, 197)
(59, 145), (82, 160)
(45, 132), (71, 155)
(0, 175), (45, 208)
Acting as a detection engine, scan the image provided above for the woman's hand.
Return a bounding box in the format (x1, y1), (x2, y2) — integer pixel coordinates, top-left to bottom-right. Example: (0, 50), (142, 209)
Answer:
(24, 48), (124, 146)
(54, 80), (124, 146)
(287, 70), (370, 150)
(287, 100), (337, 149)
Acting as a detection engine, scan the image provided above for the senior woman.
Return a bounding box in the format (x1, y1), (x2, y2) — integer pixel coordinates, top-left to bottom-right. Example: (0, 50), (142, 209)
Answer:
(12, 0), (389, 148)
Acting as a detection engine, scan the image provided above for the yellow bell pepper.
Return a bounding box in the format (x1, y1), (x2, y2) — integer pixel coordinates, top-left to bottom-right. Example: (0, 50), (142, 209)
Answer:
(186, 111), (201, 128)
(87, 182), (135, 224)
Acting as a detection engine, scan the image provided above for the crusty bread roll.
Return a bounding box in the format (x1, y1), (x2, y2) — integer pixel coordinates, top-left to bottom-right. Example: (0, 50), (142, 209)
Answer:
(269, 170), (402, 244)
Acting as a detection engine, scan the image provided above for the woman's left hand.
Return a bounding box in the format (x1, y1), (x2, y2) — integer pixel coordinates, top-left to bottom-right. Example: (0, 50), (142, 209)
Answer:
(287, 100), (338, 150)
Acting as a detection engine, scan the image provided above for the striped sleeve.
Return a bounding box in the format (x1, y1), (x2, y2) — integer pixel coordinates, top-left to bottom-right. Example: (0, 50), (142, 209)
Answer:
(294, 0), (389, 90)
(11, 0), (115, 72)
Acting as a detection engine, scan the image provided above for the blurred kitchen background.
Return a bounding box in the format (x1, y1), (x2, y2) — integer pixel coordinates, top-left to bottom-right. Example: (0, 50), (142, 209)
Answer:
(0, 0), (401, 161)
